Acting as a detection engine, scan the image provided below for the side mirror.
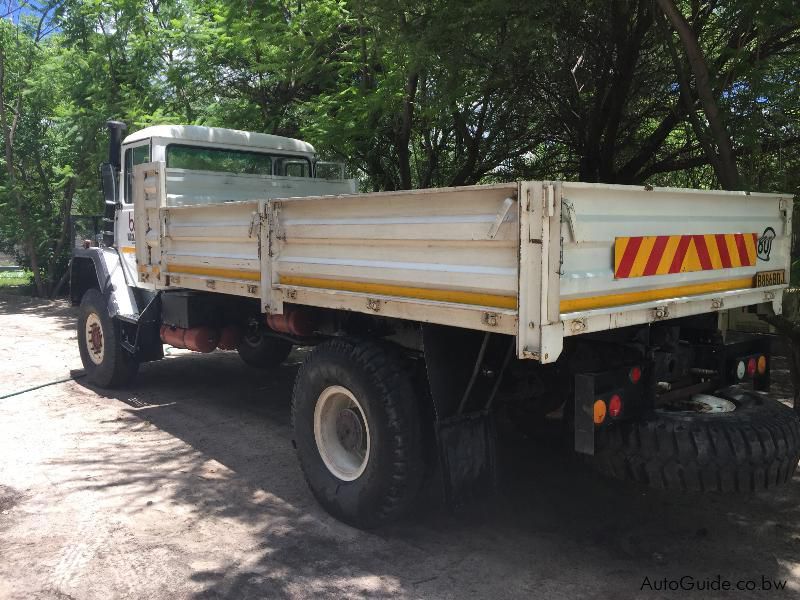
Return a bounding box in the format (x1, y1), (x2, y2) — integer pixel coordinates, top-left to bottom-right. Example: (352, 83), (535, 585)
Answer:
(99, 162), (118, 246)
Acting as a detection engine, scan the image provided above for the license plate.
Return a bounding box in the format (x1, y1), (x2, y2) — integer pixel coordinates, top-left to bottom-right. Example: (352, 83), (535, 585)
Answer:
(754, 269), (786, 287)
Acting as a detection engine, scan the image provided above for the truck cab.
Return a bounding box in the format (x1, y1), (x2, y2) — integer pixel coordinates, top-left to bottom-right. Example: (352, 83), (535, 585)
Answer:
(113, 124), (355, 286)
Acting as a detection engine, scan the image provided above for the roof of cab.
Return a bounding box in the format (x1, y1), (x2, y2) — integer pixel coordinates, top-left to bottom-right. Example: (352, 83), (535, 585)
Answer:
(123, 125), (315, 154)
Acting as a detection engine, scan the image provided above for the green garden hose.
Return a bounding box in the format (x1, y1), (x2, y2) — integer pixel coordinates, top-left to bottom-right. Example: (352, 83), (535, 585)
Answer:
(0, 372), (86, 400)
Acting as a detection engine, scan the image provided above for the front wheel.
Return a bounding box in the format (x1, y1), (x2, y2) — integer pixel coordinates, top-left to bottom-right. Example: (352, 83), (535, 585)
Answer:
(77, 288), (139, 388)
(291, 338), (425, 528)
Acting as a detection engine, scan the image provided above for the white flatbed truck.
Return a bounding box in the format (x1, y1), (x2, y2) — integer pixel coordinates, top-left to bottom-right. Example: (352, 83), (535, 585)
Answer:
(72, 121), (800, 527)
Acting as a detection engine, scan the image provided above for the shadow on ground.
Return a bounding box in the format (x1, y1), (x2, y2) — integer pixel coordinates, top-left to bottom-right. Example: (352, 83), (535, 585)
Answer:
(5, 291), (796, 595)
(60, 346), (800, 598)
(0, 293), (77, 332)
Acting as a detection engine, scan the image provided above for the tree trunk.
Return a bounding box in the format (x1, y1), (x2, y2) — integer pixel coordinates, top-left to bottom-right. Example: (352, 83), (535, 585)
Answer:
(50, 259), (72, 299)
(45, 176), (78, 296)
(659, 15), (724, 177)
(656, 0), (740, 189)
(395, 71), (418, 190)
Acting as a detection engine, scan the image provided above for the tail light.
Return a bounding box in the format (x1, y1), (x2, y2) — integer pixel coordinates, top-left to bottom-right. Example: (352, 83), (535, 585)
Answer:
(629, 366), (642, 384)
(746, 358), (757, 377)
(734, 354), (768, 380)
(593, 400), (607, 425)
(608, 394), (623, 418)
(757, 355), (767, 375)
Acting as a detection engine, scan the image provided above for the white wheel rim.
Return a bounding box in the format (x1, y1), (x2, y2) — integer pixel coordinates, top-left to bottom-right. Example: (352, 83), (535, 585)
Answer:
(313, 385), (370, 481)
(85, 313), (105, 365)
(688, 393), (737, 413)
(659, 393), (737, 414)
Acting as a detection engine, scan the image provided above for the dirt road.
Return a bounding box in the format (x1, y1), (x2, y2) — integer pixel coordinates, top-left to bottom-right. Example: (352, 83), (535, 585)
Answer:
(1, 293), (799, 599)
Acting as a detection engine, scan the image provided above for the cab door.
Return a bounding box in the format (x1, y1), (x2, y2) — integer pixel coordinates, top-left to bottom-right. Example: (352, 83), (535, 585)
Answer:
(115, 141), (151, 285)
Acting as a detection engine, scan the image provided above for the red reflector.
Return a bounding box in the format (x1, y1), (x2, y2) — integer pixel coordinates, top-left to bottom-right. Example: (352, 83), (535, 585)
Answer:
(746, 358), (757, 377)
(629, 366), (642, 384)
(609, 394), (623, 418)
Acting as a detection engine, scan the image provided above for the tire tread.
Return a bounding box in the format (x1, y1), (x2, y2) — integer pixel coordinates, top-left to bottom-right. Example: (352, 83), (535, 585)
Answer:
(595, 394), (800, 492)
(78, 289), (138, 388)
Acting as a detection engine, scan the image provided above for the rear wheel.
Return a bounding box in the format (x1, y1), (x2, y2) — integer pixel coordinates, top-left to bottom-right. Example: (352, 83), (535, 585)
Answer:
(77, 289), (139, 388)
(291, 338), (424, 528)
(237, 331), (292, 368)
(594, 388), (800, 492)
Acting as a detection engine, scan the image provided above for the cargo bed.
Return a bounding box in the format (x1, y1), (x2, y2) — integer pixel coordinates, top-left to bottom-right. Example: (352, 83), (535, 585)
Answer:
(133, 163), (790, 363)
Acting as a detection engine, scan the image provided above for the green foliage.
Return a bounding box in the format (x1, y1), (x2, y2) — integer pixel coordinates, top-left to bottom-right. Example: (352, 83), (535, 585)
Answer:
(0, 0), (798, 296)
(0, 269), (31, 286)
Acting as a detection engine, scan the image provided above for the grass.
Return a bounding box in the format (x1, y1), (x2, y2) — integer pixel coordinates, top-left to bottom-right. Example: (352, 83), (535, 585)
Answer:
(0, 270), (32, 289)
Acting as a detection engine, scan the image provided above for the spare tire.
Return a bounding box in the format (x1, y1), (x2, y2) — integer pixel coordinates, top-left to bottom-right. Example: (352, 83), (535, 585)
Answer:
(594, 388), (800, 492)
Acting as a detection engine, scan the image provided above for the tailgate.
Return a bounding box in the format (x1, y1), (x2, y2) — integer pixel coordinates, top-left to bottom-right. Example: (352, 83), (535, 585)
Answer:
(518, 181), (791, 363)
(560, 182), (789, 314)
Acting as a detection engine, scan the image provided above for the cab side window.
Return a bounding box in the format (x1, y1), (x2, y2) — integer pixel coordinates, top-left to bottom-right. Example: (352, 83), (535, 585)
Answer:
(166, 144), (272, 175)
(275, 157), (310, 177)
(123, 144), (151, 204)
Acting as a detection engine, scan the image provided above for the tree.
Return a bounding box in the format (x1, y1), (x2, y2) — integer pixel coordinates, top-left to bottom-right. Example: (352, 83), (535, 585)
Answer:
(0, 5), (65, 297)
(301, 0), (554, 190)
(1, 0), (798, 296)
(654, 0), (800, 193)
(657, 0), (740, 189)
(0, 0), (197, 296)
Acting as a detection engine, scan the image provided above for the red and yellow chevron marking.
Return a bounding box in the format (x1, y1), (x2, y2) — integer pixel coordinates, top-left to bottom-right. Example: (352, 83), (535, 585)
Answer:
(614, 233), (758, 279)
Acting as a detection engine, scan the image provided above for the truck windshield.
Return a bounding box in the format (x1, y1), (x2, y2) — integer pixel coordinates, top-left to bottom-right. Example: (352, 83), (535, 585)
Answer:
(166, 144), (312, 177)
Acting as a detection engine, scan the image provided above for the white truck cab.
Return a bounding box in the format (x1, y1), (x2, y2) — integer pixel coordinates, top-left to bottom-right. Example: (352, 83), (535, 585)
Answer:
(115, 124), (355, 286)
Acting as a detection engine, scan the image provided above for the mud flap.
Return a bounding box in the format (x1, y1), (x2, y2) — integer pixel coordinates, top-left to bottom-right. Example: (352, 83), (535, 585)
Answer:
(436, 412), (497, 504)
(573, 373), (596, 455)
(421, 324), (512, 506)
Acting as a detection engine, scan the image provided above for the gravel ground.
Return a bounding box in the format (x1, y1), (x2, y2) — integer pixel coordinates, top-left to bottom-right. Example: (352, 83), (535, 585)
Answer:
(1, 293), (799, 599)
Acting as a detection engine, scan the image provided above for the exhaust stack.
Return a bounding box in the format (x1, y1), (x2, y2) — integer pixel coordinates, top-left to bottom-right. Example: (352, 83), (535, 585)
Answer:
(106, 120), (127, 170)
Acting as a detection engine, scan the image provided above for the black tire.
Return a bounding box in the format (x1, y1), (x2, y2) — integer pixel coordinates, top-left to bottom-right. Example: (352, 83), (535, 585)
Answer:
(77, 288), (139, 388)
(594, 388), (800, 492)
(236, 332), (292, 368)
(291, 338), (425, 528)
